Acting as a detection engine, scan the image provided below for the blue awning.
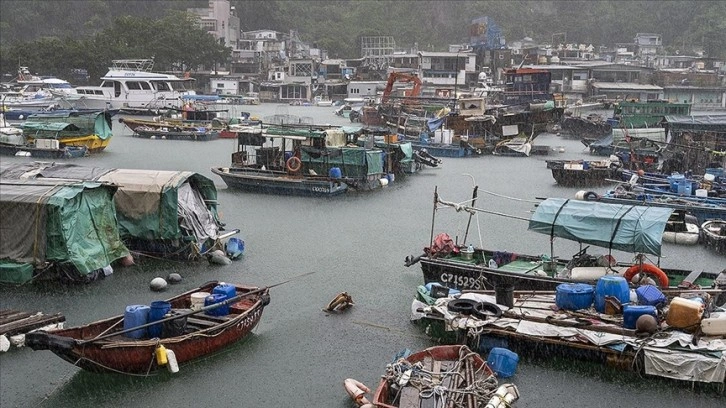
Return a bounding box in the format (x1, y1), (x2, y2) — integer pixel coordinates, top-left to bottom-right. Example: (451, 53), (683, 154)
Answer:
(528, 198), (673, 256)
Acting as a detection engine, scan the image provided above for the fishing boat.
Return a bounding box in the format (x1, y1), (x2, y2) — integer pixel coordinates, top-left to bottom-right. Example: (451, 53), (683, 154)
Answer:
(25, 281), (270, 375)
(411, 287), (726, 388)
(546, 158), (621, 187)
(405, 187), (726, 301)
(133, 126), (219, 141)
(212, 124), (388, 196)
(1, 162), (232, 261)
(596, 182), (726, 225)
(0, 178), (130, 284)
(20, 110), (114, 152)
(344, 344), (520, 408)
(701, 219), (726, 254)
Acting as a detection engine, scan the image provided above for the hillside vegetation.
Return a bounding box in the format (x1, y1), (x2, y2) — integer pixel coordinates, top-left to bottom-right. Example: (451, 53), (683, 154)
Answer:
(1, 1), (723, 80)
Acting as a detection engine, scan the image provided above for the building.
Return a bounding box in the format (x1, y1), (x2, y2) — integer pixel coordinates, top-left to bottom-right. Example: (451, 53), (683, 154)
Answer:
(189, 0), (239, 48)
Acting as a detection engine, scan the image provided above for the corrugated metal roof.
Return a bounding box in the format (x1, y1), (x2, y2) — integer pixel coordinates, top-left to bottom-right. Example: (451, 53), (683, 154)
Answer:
(591, 82), (662, 91)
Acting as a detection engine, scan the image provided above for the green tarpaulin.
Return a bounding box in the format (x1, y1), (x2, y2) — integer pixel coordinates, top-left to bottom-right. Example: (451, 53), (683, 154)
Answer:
(528, 198), (673, 256)
(0, 179), (129, 283)
(22, 111), (113, 140)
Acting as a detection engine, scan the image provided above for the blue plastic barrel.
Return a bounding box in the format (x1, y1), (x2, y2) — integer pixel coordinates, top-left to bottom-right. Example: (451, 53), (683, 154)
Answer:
(205, 293), (230, 316)
(148, 301), (171, 338)
(213, 283), (237, 301)
(487, 347), (519, 378)
(594, 276), (630, 313)
(555, 283), (594, 311)
(329, 167), (342, 179)
(623, 305), (657, 329)
(123, 305), (150, 339)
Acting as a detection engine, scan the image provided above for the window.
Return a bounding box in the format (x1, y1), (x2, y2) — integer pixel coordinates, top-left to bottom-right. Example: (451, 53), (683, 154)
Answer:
(126, 81), (142, 90)
(217, 83), (225, 88)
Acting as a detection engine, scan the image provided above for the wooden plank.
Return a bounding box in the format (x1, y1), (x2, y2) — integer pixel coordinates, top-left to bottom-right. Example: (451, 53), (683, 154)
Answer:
(185, 317), (219, 328)
(0, 311), (33, 325)
(398, 385), (421, 408)
(0, 313), (65, 336)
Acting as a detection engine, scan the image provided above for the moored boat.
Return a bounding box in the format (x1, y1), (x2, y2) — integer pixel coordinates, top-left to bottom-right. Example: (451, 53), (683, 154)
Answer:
(1, 162), (231, 261)
(405, 187), (726, 302)
(0, 178), (130, 284)
(133, 126), (219, 141)
(411, 285), (726, 388)
(20, 110), (114, 152)
(546, 158), (621, 187)
(25, 281), (270, 375)
(212, 124), (390, 196)
(701, 219), (726, 254)
(345, 344), (519, 408)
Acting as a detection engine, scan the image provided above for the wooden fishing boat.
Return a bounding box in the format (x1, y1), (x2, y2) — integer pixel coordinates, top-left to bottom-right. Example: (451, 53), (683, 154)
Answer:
(546, 158), (621, 187)
(412, 289), (726, 388)
(405, 187), (726, 304)
(345, 344), (519, 408)
(212, 124), (389, 196)
(25, 281), (270, 375)
(133, 126), (219, 141)
(701, 219), (726, 254)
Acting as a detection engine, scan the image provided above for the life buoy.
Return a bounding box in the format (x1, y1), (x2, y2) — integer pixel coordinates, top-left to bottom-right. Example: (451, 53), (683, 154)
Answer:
(624, 263), (669, 288)
(472, 301), (502, 320)
(344, 378), (371, 406)
(286, 156), (302, 173)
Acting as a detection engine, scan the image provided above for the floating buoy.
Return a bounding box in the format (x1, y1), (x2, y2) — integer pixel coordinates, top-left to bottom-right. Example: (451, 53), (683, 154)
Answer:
(167, 273), (183, 283)
(207, 249), (232, 265)
(343, 378), (370, 406)
(166, 349), (179, 373)
(120, 254), (135, 266)
(0, 335), (10, 352)
(155, 344), (168, 365)
(150, 277), (168, 291)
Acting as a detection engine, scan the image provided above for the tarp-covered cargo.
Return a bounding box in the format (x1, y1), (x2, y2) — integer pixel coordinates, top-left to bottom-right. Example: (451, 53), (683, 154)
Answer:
(0, 179), (129, 283)
(528, 198), (673, 256)
(22, 111), (113, 140)
(0, 162), (224, 259)
(300, 146), (384, 178)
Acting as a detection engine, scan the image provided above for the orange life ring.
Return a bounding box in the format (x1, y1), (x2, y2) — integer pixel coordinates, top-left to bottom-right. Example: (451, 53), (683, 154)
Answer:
(624, 263), (669, 288)
(286, 156), (302, 173)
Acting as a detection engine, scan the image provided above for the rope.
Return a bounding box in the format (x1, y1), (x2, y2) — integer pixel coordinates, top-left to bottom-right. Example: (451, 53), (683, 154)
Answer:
(380, 347), (500, 407)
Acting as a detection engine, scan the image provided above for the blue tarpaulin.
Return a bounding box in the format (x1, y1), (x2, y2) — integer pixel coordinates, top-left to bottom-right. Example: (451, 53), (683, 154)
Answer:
(528, 198), (673, 256)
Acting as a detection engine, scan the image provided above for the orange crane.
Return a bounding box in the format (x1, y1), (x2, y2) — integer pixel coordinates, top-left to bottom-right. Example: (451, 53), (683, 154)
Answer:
(381, 72), (422, 104)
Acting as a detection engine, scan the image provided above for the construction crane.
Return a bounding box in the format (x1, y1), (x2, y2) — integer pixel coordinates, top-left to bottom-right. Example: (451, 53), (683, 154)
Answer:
(381, 71), (422, 104)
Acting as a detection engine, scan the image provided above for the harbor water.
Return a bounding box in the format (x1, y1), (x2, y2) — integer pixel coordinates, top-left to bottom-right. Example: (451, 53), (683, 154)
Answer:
(0, 104), (723, 407)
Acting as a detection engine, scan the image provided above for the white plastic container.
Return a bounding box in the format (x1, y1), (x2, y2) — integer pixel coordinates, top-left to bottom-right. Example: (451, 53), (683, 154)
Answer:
(190, 292), (210, 311)
(695, 189), (708, 197)
(701, 312), (726, 336)
(704, 173), (715, 182)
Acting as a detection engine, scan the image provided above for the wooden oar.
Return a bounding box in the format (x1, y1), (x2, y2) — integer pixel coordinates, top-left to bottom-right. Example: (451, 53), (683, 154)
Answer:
(77, 271), (316, 345)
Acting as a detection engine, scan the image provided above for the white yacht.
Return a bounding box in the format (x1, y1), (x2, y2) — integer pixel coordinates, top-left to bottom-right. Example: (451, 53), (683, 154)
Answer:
(70, 59), (196, 112)
(1, 67), (77, 109)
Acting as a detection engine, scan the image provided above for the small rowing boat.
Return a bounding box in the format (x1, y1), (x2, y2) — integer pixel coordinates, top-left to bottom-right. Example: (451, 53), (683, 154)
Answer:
(25, 281), (269, 375)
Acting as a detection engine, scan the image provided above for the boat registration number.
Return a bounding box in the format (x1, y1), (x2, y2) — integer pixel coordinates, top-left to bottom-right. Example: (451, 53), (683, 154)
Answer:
(438, 273), (483, 290)
(311, 187), (330, 193)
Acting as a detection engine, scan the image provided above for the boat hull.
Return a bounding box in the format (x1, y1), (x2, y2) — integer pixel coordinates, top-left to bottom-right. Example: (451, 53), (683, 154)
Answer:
(701, 220), (726, 254)
(415, 248), (725, 294)
(370, 345), (495, 408)
(134, 129), (219, 141)
(25, 282), (268, 374)
(212, 167), (348, 197)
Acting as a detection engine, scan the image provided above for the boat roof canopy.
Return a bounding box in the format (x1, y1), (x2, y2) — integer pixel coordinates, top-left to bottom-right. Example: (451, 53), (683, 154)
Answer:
(528, 198), (673, 256)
